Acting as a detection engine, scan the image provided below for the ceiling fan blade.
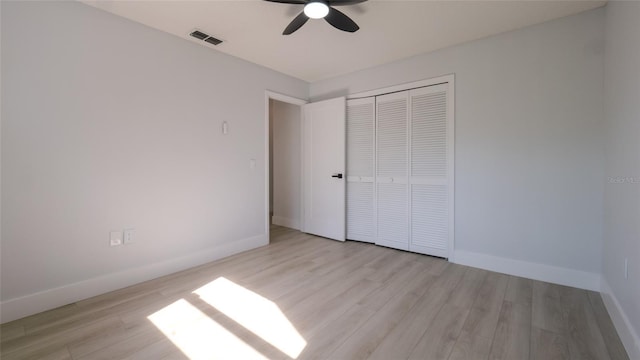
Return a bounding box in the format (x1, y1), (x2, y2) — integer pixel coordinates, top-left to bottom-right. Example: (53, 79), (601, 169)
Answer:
(264, 0), (306, 4)
(283, 11), (309, 35)
(328, 0), (367, 6)
(324, 7), (359, 32)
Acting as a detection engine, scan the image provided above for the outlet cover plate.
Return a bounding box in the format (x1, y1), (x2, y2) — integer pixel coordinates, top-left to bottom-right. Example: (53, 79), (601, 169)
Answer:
(110, 231), (122, 247)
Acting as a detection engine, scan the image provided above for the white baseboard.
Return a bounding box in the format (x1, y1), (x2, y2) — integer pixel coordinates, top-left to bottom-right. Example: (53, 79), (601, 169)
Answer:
(0, 234), (268, 324)
(453, 250), (601, 291)
(600, 278), (640, 360)
(272, 215), (300, 230)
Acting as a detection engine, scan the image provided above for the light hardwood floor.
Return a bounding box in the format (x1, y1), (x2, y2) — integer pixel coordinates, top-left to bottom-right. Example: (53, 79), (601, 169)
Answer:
(0, 226), (629, 360)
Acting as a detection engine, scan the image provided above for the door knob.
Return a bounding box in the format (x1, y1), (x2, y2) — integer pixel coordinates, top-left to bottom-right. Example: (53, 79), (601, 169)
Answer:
(331, 173), (343, 179)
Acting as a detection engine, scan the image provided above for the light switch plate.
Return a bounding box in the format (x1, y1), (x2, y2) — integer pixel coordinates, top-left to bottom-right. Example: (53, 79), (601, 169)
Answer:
(123, 228), (135, 245)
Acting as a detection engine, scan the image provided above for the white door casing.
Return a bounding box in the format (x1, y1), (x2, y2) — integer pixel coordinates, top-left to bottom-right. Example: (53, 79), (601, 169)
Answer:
(302, 97), (346, 241)
(264, 91), (307, 239)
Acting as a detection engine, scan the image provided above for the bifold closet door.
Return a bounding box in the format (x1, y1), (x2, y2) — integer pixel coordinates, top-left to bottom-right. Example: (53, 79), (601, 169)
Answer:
(346, 98), (376, 243)
(376, 92), (409, 250)
(409, 84), (452, 258)
(345, 81), (453, 257)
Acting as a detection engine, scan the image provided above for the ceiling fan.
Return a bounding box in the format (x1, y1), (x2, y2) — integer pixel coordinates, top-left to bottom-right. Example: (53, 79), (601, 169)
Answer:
(264, 0), (367, 35)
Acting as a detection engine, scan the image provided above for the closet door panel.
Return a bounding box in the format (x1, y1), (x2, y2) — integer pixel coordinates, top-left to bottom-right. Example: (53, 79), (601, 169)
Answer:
(346, 98), (375, 242)
(411, 184), (448, 257)
(376, 92), (409, 250)
(409, 84), (451, 257)
(377, 182), (408, 250)
(347, 99), (375, 177)
(377, 94), (408, 178)
(411, 88), (447, 178)
(347, 182), (375, 241)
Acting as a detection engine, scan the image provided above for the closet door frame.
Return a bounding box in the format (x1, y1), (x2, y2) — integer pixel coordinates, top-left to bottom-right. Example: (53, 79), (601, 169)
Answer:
(348, 74), (455, 261)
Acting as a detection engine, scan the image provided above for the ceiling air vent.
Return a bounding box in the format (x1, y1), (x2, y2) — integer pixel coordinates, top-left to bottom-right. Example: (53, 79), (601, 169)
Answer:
(189, 29), (223, 46)
(190, 30), (208, 40)
(204, 37), (222, 46)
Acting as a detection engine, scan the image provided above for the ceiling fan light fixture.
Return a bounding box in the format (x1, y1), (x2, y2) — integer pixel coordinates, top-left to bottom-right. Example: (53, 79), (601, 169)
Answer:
(264, 0), (364, 35)
(304, 1), (329, 19)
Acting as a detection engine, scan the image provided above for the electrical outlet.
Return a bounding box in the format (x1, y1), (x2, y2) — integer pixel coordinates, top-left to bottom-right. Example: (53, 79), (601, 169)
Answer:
(110, 231), (123, 247)
(624, 258), (628, 279)
(123, 228), (135, 245)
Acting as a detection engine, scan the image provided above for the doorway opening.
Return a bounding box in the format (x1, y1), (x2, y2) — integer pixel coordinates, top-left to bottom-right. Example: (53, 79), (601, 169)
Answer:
(265, 92), (306, 243)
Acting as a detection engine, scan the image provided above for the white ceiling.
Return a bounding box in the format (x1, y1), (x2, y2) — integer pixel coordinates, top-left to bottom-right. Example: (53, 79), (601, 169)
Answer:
(82, 0), (606, 82)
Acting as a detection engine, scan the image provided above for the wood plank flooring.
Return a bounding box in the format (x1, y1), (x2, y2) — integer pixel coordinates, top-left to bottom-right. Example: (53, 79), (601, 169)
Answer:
(0, 226), (629, 359)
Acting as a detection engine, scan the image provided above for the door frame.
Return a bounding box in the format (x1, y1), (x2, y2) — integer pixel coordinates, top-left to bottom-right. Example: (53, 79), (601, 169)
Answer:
(264, 91), (308, 241)
(347, 74), (455, 100)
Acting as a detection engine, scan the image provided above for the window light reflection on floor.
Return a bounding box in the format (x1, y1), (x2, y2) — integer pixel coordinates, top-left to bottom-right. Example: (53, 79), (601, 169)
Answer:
(148, 299), (268, 360)
(194, 277), (307, 359)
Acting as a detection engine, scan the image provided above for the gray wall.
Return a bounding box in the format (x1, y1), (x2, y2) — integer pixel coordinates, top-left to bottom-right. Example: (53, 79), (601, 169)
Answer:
(603, 1), (640, 356)
(311, 9), (605, 276)
(1, 1), (307, 321)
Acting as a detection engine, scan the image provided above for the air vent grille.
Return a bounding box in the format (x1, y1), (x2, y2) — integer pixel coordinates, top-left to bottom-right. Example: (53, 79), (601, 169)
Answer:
(204, 37), (222, 46)
(190, 30), (208, 40)
(189, 29), (223, 46)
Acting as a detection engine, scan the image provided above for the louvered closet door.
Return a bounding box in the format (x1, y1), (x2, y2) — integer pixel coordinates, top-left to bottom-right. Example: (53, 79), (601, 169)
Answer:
(409, 84), (452, 258)
(346, 98), (376, 243)
(376, 92), (409, 250)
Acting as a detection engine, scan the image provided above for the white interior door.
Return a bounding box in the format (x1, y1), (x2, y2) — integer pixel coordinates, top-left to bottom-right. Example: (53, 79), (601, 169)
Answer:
(302, 97), (346, 241)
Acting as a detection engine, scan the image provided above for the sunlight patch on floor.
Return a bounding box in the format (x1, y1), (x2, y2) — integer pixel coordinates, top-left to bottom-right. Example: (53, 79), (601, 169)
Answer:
(148, 299), (268, 360)
(194, 277), (307, 359)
